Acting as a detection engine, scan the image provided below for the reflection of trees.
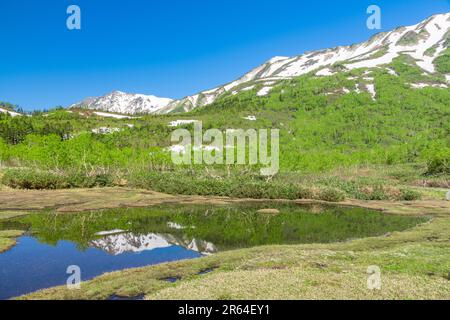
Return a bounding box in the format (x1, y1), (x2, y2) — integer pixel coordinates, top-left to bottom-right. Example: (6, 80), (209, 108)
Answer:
(14, 204), (424, 252)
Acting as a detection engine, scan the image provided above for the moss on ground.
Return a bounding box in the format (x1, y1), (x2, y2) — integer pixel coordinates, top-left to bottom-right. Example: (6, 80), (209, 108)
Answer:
(0, 230), (24, 253)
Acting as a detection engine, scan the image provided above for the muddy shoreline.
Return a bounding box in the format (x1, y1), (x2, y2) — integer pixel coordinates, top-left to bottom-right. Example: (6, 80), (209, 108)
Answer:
(0, 187), (449, 217)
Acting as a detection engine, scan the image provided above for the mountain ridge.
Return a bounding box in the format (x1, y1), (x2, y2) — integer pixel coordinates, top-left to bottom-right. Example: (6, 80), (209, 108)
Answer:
(70, 90), (173, 115)
(68, 12), (450, 115)
(159, 12), (449, 114)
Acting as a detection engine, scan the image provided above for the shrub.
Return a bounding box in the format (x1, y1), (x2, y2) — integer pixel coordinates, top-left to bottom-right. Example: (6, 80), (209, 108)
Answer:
(398, 189), (422, 201)
(129, 171), (317, 200)
(1, 169), (68, 190)
(317, 188), (346, 202)
(426, 156), (449, 176)
(293, 186), (315, 200)
(1, 169), (116, 190)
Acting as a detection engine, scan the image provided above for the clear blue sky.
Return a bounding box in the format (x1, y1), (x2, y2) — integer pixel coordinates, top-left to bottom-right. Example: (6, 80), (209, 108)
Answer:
(0, 0), (449, 111)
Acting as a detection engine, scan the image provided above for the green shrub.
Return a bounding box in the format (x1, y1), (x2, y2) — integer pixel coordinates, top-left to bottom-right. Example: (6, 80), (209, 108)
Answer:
(317, 188), (346, 202)
(293, 186), (315, 200)
(1, 169), (68, 190)
(426, 156), (449, 175)
(1, 169), (115, 190)
(129, 171), (317, 200)
(434, 49), (450, 74)
(398, 189), (422, 201)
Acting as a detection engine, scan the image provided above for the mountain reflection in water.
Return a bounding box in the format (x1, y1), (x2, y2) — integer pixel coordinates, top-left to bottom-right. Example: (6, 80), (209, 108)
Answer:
(90, 232), (217, 256)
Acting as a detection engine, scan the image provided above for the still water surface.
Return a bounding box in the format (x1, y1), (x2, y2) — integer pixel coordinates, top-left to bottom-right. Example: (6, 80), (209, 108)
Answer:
(0, 203), (426, 299)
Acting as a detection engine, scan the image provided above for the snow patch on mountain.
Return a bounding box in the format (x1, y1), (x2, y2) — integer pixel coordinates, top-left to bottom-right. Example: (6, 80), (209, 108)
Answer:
(158, 13), (450, 114)
(366, 84), (377, 100)
(410, 83), (448, 89)
(316, 68), (334, 76)
(0, 107), (22, 117)
(93, 111), (139, 119)
(168, 119), (199, 127)
(256, 87), (272, 96)
(71, 91), (173, 115)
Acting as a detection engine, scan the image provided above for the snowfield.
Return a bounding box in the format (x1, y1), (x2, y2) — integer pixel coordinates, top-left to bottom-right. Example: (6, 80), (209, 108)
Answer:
(71, 91), (173, 115)
(93, 111), (138, 119)
(0, 107), (22, 117)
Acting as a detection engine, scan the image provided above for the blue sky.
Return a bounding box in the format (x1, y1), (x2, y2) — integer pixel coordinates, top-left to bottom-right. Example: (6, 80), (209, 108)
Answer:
(0, 0), (449, 111)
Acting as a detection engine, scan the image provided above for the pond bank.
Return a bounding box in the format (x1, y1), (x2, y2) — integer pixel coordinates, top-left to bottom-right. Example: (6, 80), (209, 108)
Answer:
(0, 187), (448, 215)
(0, 188), (449, 300)
(16, 213), (450, 300)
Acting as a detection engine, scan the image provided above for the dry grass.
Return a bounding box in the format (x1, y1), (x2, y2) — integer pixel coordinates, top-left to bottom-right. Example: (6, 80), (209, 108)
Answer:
(0, 230), (24, 253)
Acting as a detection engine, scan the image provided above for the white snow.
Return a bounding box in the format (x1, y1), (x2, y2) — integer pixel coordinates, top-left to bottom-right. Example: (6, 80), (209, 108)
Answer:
(188, 239), (199, 252)
(241, 86), (255, 91)
(268, 56), (290, 63)
(91, 233), (172, 255)
(72, 91), (173, 115)
(91, 231), (217, 256)
(386, 68), (398, 76)
(316, 68), (334, 76)
(91, 127), (121, 134)
(366, 84), (377, 100)
(411, 83), (429, 88)
(0, 107), (22, 117)
(257, 87), (272, 96)
(410, 83), (448, 89)
(95, 229), (126, 236)
(167, 222), (185, 230)
(93, 111), (137, 119)
(168, 120), (198, 127)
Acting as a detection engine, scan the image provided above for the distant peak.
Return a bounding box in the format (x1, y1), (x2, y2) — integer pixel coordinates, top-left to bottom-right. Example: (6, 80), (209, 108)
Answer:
(110, 90), (126, 95)
(69, 91), (173, 115)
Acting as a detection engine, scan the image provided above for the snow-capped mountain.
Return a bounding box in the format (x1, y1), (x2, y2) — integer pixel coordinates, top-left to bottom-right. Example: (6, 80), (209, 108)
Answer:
(158, 13), (450, 113)
(70, 90), (173, 115)
(90, 232), (217, 256)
